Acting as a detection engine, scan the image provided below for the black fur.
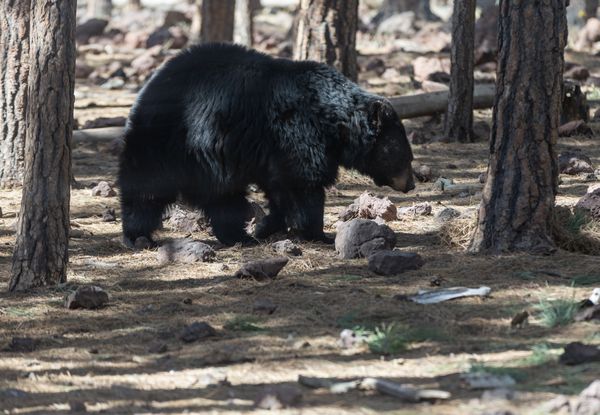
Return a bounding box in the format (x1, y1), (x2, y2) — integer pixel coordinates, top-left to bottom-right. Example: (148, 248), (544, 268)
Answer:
(118, 43), (414, 247)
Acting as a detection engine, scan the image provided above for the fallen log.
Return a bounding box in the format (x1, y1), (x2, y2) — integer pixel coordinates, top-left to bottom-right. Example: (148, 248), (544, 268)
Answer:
(389, 84), (496, 119)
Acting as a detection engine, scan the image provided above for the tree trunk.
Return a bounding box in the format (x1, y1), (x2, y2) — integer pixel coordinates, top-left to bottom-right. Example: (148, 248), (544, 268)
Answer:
(200, 0), (235, 43)
(585, 0), (599, 19)
(87, 0), (112, 19)
(234, 0), (257, 46)
(469, 0), (567, 255)
(9, 0), (77, 292)
(0, 0), (30, 189)
(294, 0), (359, 82)
(445, 0), (476, 143)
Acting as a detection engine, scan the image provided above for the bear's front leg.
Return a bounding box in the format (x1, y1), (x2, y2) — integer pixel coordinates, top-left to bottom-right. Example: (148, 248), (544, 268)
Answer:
(287, 187), (334, 244)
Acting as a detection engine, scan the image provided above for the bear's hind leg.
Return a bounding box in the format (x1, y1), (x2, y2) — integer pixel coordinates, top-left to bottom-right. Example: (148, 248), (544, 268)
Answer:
(121, 194), (173, 248)
(204, 194), (256, 246)
(255, 190), (287, 239)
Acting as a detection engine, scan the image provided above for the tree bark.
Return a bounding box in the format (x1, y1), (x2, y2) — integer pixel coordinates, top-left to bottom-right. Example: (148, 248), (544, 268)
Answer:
(0, 0), (30, 189)
(445, 0), (476, 142)
(9, 0), (77, 292)
(469, 0), (567, 255)
(294, 0), (359, 82)
(200, 0), (235, 43)
(87, 0), (112, 19)
(585, 0), (599, 19)
(234, 0), (256, 46)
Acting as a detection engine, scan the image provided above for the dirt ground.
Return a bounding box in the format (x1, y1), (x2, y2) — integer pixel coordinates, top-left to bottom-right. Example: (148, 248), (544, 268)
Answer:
(2, 7), (600, 415)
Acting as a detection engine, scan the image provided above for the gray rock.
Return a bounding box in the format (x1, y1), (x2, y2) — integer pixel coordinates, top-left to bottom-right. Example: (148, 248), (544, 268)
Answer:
(272, 240), (302, 256)
(368, 250), (424, 275)
(573, 380), (600, 415)
(339, 192), (397, 222)
(101, 208), (116, 222)
(253, 299), (277, 314)
(4, 337), (39, 353)
(254, 385), (303, 409)
(376, 12), (417, 36)
(91, 181), (116, 197)
(65, 286), (109, 309)
(335, 219), (396, 259)
(397, 202), (432, 217)
(576, 185), (600, 220)
(559, 151), (594, 175)
(414, 165), (434, 182)
(180, 322), (217, 343)
(235, 257), (289, 280)
(166, 205), (209, 233)
(435, 207), (461, 223)
(157, 239), (215, 264)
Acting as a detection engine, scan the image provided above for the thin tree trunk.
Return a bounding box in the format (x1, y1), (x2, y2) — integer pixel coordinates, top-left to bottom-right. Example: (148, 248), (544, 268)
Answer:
(200, 0), (235, 43)
(87, 0), (112, 19)
(445, 0), (476, 143)
(10, 0), (77, 291)
(0, 0), (30, 189)
(469, 0), (567, 255)
(294, 0), (359, 82)
(234, 0), (255, 46)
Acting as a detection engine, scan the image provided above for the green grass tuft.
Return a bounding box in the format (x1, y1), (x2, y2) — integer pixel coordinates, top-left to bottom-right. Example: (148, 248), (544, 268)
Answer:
(366, 323), (408, 355)
(535, 298), (578, 328)
(224, 316), (265, 332)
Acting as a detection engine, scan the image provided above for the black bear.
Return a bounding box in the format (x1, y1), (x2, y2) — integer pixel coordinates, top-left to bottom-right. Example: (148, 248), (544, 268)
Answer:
(118, 43), (414, 247)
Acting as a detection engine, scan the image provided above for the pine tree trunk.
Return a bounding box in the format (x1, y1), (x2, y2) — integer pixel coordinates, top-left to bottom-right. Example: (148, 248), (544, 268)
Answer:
(200, 0), (235, 43)
(294, 0), (359, 82)
(0, 0), (30, 189)
(87, 0), (112, 19)
(469, 0), (567, 255)
(234, 0), (255, 46)
(585, 0), (598, 19)
(9, 0), (77, 292)
(445, 0), (476, 143)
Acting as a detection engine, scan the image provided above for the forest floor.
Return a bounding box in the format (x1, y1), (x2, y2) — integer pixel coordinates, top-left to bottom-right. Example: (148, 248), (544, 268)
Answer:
(1, 4), (600, 415)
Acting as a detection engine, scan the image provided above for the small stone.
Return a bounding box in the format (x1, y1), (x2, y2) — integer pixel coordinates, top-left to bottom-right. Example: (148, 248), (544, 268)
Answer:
(335, 219), (396, 259)
(558, 120), (593, 137)
(397, 202), (432, 217)
(253, 299), (277, 314)
(100, 77), (125, 90)
(148, 342), (168, 354)
(76, 18), (108, 44)
(364, 57), (386, 75)
(5, 337), (38, 353)
(574, 304), (600, 322)
(157, 238), (215, 264)
(558, 151), (594, 175)
(414, 165), (434, 182)
(82, 116), (127, 129)
(479, 172), (488, 184)
(481, 388), (515, 401)
(435, 207), (461, 223)
(183, 298), (193, 305)
(559, 342), (600, 365)
(408, 130), (428, 145)
(338, 329), (366, 348)
(101, 208), (116, 222)
(235, 257), (289, 280)
(572, 380), (600, 415)
(91, 181), (116, 197)
(576, 186), (600, 220)
(166, 205), (209, 233)
(65, 286), (109, 310)
(163, 10), (191, 27)
(254, 385), (303, 409)
(180, 322), (217, 343)
(368, 250), (424, 276)
(69, 401), (87, 412)
(339, 192), (397, 222)
(565, 65), (590, 81)
(272, 239), (302, 256)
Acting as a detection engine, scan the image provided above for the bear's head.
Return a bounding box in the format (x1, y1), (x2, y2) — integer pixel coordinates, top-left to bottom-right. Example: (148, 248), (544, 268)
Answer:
(362, 100), (415, 193)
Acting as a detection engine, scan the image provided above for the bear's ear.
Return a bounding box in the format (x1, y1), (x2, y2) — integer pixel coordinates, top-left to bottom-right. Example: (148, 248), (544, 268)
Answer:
(367, 100), (387, 135)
